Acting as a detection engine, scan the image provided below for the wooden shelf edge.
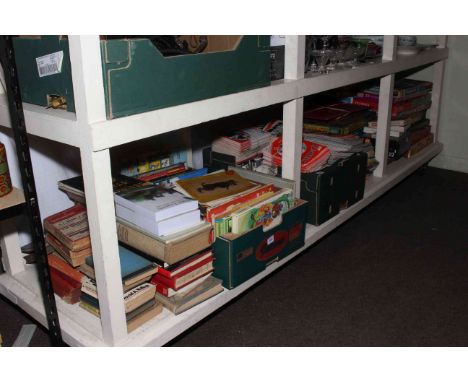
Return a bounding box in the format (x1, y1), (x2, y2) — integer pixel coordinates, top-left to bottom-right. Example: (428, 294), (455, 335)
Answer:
(0, 187), (25, 212)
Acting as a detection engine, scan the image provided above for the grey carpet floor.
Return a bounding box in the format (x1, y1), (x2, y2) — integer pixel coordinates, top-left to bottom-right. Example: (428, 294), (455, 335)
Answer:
(1, 166), (467, 346)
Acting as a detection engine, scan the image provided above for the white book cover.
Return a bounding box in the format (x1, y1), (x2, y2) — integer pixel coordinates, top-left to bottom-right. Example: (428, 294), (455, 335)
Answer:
(363, 126), (403, 138)
(114, 183), (198, 222)
(115, 204), (201, 237)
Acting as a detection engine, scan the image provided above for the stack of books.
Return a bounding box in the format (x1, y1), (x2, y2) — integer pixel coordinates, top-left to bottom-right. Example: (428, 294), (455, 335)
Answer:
(211, 126), (273, 164)
(303, 103), (374, 136)
(114, 183), (201, 237)
(43, 205), (92, 268)
(43, 201), (164, 332)
(56, 170), (222, 317)
(352, 79), (432, 119)
(150, 249), (223, 315)
(79, 244), (162, 333)
(358, 79), (434, 160)
(46, 249), (84, 304)
(302, 102), (376, 172)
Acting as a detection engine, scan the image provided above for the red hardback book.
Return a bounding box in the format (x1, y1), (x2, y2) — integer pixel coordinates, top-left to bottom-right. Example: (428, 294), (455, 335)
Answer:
(48, 253), (84, 284)
(352, 94), (431, 118)
(157, 249), (212, 279)
(43, 204), (91, 251)
(136, 163), (187, 182)
(50, 268), (81, 304)
(153, 273), (211, 297)
(151, 259), (214, 290)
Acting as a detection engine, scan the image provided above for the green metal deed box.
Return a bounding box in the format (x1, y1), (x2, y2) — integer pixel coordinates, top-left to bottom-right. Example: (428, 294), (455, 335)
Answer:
(13, 36), (271, 119)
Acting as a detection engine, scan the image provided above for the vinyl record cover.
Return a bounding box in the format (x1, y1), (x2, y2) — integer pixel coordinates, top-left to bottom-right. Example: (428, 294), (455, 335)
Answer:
(175, 170), (257, 204)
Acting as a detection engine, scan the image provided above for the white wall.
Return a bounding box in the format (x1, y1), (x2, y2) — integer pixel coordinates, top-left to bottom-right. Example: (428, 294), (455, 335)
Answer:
(431, 36), (468, 173)
(0, 126), (80, 245)
(414, 36), (468, 173)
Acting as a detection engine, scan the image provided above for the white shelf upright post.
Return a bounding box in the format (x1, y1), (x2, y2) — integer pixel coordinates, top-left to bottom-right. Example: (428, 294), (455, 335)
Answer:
(374, 36), (397, 178)
(429, 36), (448, 141)
(68, 35), (127, 346)
(282, 35), (305, 197)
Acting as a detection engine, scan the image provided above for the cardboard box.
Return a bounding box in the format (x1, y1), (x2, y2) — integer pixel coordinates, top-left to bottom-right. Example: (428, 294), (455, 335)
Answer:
(213, 200), (307, 289)
(13, 36), (271, 119)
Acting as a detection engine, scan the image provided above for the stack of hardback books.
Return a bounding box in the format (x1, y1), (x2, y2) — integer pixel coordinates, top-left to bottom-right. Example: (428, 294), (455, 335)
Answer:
(352, 79), (432, 119)
(301, 102), (376, 172)
(150, 249), (223, 315)
(303, 103), (374, 136)
(57, 172), (222, 317)
(44, 204), (92, 268)
(78, 244), (162, 333)
(46, 249), (84, 305)
(43, 202), (163, 331)
(358, 79), (434, 160)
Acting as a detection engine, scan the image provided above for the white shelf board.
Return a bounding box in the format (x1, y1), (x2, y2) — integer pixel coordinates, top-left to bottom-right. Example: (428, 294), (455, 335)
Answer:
(0, 142), (440, 347)
(298, 47), (448, 96)
(0, 187), (24, 211)
(0, 95), (81, 148)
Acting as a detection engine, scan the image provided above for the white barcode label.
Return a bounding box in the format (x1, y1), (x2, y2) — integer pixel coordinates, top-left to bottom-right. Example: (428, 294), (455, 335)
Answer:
(267, 235), (274, 245)
(36, 51), (64, 78)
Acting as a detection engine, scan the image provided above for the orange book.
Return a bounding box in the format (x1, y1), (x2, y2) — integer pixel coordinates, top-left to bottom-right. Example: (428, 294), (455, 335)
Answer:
(47, 252), (84, 284)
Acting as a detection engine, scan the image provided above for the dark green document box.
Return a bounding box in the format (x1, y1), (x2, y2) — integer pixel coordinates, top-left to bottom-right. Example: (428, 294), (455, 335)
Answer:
(300, 152), (367, 226)
(213, 200), (308, 289)
(13, 36), (271, 119)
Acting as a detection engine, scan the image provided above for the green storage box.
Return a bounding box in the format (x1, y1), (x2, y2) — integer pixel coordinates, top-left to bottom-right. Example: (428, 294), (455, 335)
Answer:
(13, 35), (271, 119)
(300, 152), (367, 226)
(300, 163), (342, 226)
(336, 152), (367, 209)
(213, 200), (307, 289)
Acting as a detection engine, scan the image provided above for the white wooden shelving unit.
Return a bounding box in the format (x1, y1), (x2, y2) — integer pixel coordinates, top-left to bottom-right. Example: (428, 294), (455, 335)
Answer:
(0, 35), (448, 346)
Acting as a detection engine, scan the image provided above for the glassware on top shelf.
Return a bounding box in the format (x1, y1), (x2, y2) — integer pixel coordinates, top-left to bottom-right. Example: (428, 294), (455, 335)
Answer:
(349, 38), (368, 69)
